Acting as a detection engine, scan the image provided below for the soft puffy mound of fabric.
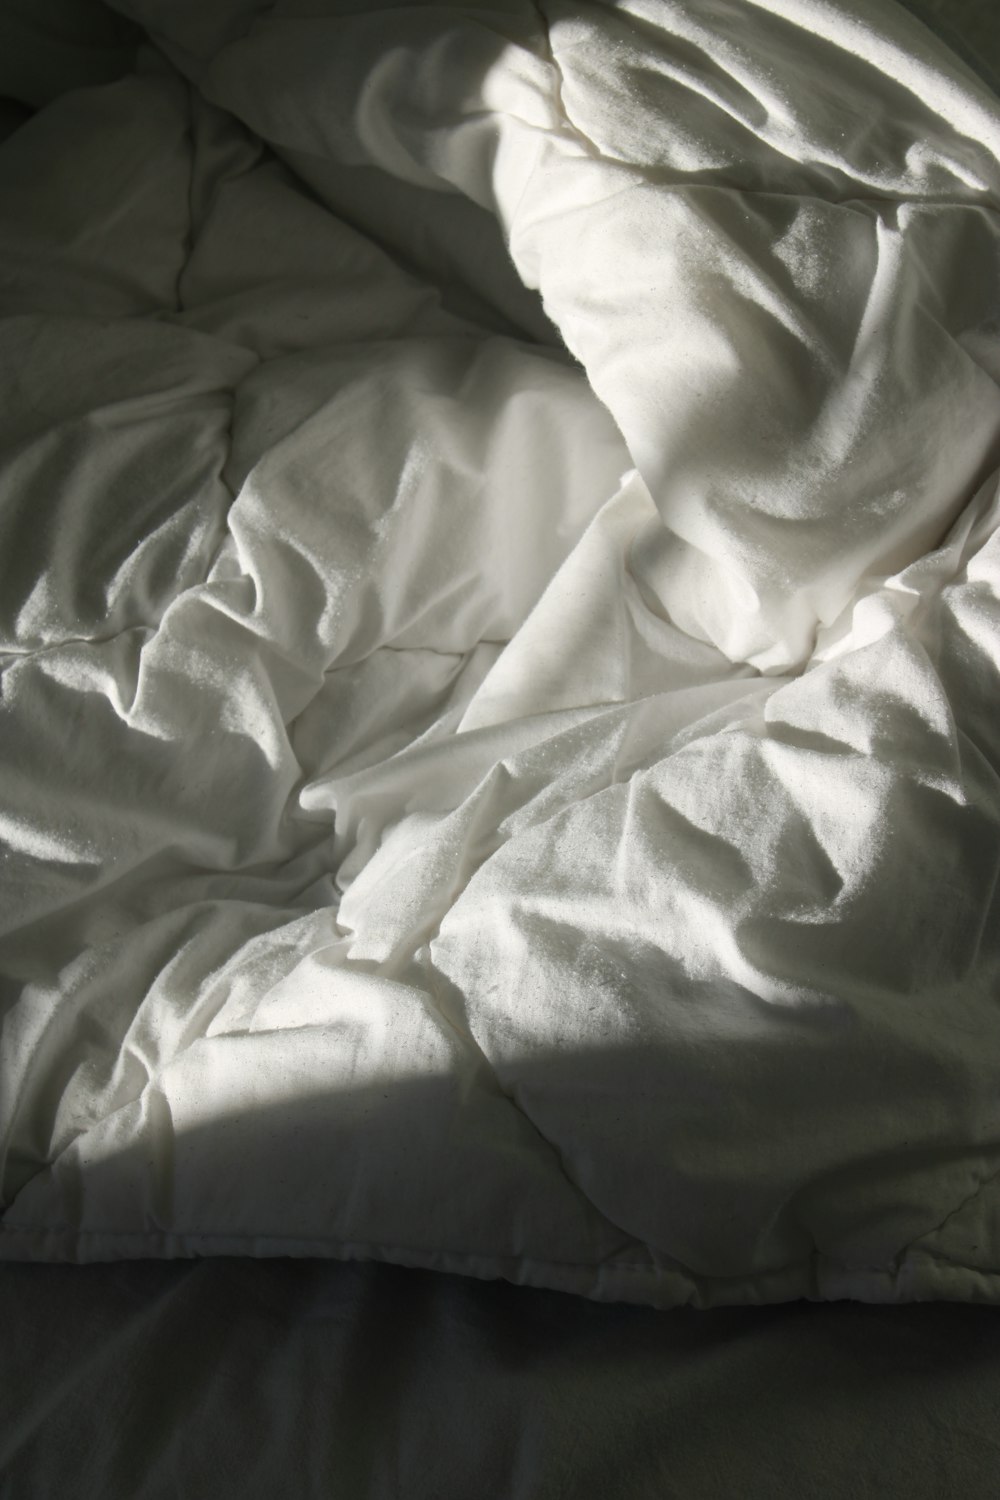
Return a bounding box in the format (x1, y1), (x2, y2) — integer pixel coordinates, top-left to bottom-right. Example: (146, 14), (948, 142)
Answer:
(2, 0), (1000, 1308)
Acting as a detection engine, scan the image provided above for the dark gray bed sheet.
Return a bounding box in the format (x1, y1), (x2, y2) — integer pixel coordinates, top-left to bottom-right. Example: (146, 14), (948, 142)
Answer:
(3, 1257), (1000, 1499)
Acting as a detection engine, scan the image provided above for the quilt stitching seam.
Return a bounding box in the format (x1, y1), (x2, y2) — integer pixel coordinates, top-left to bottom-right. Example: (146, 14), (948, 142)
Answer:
(901, 1156), (1000, 1258)
(4, 1220), (1000, 1285)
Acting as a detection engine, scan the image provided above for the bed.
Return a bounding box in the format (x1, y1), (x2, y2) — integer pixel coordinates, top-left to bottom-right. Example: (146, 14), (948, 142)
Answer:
(3, 0), (1000, 1492)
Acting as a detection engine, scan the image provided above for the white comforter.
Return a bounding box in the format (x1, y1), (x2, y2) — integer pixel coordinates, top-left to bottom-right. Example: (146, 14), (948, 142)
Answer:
(2, 0), (1000, 1307)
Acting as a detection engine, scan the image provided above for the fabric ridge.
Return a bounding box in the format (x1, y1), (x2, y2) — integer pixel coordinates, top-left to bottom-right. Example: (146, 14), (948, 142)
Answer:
(2, 0), (1000, 1310)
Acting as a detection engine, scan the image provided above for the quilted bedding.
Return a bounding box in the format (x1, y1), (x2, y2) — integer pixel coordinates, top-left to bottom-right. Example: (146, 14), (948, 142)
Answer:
(2, 0), (1000, 1309)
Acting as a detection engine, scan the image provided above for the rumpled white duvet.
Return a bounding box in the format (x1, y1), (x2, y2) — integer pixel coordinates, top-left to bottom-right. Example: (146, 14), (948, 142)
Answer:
(3, 0), (1000, 1308)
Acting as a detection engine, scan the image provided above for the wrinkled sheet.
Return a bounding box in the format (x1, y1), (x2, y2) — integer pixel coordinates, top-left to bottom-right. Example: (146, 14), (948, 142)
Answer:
(3, 0), (1000, 1309)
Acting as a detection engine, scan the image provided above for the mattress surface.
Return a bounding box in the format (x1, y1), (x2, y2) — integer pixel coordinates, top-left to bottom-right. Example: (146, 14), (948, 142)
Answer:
(3, 0), (1000, 1308)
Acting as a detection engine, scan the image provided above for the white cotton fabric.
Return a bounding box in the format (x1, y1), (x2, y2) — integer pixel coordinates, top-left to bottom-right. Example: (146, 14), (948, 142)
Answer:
(2, 0), (1000, 1308)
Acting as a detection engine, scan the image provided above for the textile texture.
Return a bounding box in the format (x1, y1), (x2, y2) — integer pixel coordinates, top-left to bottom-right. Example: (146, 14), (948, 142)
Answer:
(2, 0), (1000, 1309)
